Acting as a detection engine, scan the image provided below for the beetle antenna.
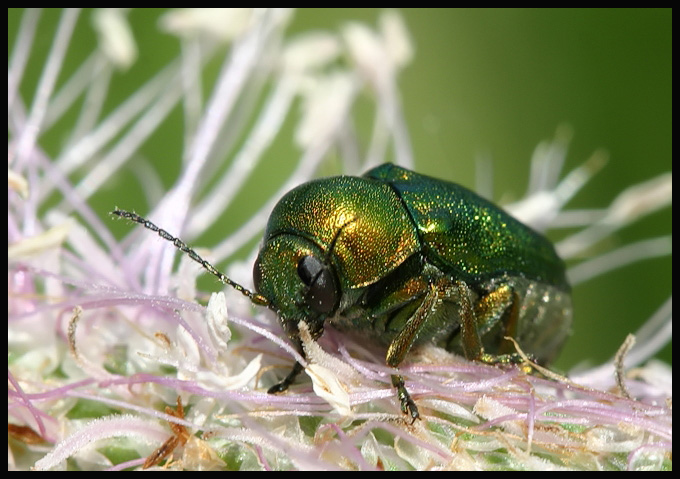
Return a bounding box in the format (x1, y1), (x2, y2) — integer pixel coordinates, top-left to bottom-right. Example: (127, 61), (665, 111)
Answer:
(111, 209), (274, 310)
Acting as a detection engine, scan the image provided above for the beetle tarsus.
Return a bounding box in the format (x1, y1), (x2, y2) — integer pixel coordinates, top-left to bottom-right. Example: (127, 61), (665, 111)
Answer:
(268, 361), (304, 394)
(479, 352), (534, 365)
(392, 374), (420, 423)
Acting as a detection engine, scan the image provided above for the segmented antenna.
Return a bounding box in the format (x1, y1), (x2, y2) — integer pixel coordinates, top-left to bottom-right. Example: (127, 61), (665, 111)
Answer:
(111, 209), (272, 309)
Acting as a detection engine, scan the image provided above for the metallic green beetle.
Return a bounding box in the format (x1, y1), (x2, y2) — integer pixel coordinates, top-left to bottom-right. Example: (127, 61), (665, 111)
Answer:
(254, 163), (571, 420)
(114, 163), (572, 422)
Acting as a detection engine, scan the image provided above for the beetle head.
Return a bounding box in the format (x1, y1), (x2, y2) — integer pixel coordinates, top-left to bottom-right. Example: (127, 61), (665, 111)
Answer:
(253, 234), (340, 343)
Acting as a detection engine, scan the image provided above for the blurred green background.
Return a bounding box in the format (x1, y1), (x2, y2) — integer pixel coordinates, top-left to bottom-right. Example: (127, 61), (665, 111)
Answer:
(8, 9), (671, 370)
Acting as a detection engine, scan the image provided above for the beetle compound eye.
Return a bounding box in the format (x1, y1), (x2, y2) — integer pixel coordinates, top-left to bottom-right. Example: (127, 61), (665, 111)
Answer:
(253, 256), (264, 293)
(297, 255), (338, 314)
(297, 255), (321, 286)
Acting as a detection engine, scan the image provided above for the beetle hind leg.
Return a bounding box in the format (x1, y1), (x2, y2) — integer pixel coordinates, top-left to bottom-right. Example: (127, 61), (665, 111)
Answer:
(453, 280), (530, 365)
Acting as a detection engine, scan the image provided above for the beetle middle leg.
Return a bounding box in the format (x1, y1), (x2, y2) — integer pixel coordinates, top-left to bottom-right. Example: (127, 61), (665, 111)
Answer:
(385, 279), (458, 422)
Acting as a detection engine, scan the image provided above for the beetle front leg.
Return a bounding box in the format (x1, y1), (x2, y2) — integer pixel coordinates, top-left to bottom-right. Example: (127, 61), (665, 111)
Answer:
(268, 339), (306, 394)
(267, 361), (304, 394)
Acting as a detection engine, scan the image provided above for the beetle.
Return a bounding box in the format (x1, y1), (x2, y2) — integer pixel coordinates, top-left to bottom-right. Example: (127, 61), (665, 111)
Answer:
(113, 163), (572, 422)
